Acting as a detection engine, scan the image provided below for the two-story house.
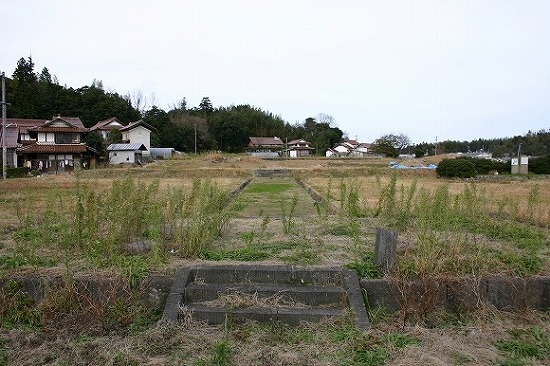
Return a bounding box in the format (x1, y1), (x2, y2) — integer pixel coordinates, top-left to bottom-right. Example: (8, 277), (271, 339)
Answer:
(119, 119), (154, 153)
(1, 118), (47, 168)
(105, 119), (154, 164)
(283, 139), (315, 158)
(16, 116), (91, 172)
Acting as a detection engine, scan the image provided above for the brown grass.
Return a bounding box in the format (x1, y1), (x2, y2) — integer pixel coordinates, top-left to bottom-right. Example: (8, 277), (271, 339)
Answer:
(2, 308), (548, 365)
(1, 155), (549, 365)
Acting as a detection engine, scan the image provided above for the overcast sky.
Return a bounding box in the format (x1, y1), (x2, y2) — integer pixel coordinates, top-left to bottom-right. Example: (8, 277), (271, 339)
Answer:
(2, 0), (549, 143)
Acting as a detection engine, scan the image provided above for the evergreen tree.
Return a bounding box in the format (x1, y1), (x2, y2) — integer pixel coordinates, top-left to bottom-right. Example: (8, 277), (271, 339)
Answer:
(198, 96), (213, 115)
(9, 57), (38, 118)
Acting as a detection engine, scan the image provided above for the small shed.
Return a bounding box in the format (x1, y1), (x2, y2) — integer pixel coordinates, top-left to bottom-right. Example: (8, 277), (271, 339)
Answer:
(107, 143), (147, 164)
(149, 147), (175, 160)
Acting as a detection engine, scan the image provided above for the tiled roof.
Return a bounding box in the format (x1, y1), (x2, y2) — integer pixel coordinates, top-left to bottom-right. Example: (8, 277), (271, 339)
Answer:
(107, 143), (148, 151)
(287, 145), (315, 151)
(28, 126), (89, 133)
(0, 126), (20, 148)
(357, 143), (372, 148)
(90, 117), (123, 131)
(119, 119), (155, 132)
(3, 118), (46, 133)
(17, 143), (88, 154)
(51, 116), (85, 129)
(248, 137), (284, 146)
(288, 139), (311, 145)
(29, 116), (88, 133)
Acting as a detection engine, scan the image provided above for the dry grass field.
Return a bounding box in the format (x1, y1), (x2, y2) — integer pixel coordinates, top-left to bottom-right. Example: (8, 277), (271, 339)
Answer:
(1, 154), (549, 365)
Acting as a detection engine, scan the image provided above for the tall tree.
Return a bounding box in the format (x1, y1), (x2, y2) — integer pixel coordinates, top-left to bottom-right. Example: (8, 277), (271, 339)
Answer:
(374, 133), (411, 157)
(9, 57), (38, 117)
(12, 57), (37, 83)
(198, 96), (213, 115)
(169, 97), (187, 113)
(38, 67), (52, 84)
(300, 116), (342, 155)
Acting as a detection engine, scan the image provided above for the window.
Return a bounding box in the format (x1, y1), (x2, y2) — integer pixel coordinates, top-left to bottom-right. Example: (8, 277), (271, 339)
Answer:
(55, 133), (80, 144)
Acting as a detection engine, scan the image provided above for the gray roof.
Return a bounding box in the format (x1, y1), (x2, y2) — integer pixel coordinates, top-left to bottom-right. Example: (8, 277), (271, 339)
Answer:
(107, 143), (147, 151)
(119, 119), (155, 132)
(248, 137), (284, 147)
(90, 117), (124, 131)
(149, 147), (175, 153)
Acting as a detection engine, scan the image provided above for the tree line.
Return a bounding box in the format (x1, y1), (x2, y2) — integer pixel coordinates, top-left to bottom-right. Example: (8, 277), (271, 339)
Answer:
(4, 57), (343, 154)
(4, 56), (549, 157)
(412, 131), (550, 159)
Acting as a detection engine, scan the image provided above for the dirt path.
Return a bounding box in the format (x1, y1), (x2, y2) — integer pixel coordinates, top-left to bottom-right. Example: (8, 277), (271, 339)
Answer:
(228, 177), (318, 218)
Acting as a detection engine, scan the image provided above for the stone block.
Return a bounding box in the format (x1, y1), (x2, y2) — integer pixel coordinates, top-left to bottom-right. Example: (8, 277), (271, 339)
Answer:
(445, 277), (483, 311)
(360, 278), (400, 311)
(526, 276), (550, 310)
(485, 276), (528, 311)
(374, 228), (398, 274)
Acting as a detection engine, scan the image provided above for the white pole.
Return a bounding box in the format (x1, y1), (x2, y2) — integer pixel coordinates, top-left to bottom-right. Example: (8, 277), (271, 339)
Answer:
(2, 72), (7, 180)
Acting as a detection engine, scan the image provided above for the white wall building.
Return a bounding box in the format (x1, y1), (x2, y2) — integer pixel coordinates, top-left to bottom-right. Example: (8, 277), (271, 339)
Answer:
(107, 143), (148, 164)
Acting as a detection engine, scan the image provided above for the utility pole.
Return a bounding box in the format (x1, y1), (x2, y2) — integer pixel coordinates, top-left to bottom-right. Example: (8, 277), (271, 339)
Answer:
(2, 72), (7, 180)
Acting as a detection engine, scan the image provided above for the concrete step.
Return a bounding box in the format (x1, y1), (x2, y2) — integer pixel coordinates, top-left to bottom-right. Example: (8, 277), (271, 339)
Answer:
(162, 264), (370, 331)
(185, 282), (347, 306)
(191, 265), (345, 286)
(183, 303), (345, 325)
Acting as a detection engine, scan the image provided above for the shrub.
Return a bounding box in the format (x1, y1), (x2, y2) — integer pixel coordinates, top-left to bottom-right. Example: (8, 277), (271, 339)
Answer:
(456, 157), (510, 175)
(436, 159), (477, 178)
(529, 155), (550, 174)
(6, 167), (29, 178)
(493, 160), (511, 174)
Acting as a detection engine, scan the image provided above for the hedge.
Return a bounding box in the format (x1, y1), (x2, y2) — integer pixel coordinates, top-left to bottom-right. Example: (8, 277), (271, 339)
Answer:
(6, 167), (29, 178)
(456, 157), (510, 174)
(528, 155), (550, 174)
(436, 158), (477, 178)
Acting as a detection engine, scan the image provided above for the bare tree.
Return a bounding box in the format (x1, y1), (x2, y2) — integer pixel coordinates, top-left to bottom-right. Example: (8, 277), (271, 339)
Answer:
(148, 92), (157, 108)
(125, 89), (157, 113)
(315, 113), (336, 126)
(130, 89), (144, 111)
(169, 97), (187, 112)
(374, 133), (412, 157)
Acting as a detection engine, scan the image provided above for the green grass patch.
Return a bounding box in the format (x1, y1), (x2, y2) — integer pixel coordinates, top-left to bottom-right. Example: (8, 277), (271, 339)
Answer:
(0, 280), (42, 329)
(280, 245), (321, 265)
(346, 252), (378, 279)
(333, 323), (419, 366)
(201, 240), (298, 262)
(244, 182), (294, 194)
(324, 222), (360, 237)
(0, 252), (56, 270)
(0, 341), (7, 366)
(200, 245), (271, 262)
(495, 326), (550, 365)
